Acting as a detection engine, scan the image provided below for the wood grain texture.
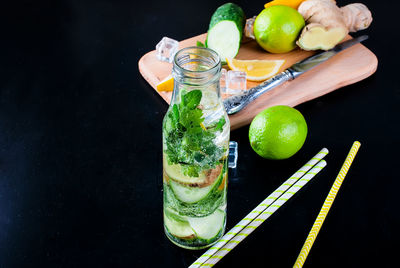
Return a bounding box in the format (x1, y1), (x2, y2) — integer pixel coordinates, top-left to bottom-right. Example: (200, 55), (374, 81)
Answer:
(139, 33), (378, 130)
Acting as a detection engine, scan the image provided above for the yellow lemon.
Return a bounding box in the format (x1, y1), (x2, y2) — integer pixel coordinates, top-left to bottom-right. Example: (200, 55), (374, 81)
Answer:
(226, 58), (285, 81)
(156, 75), (174, 92)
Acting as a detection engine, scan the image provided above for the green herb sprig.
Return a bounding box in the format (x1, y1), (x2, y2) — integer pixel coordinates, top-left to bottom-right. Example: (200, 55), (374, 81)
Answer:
(163, 90), (226, 177)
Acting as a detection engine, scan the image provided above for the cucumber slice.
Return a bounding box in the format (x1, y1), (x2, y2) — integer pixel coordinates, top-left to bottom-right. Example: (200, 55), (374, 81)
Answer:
(169, 180), (213, 203)
(207, 21), (241, 63)
(168, 163), (225, 204)
(164, 210), (195, 239)
(206, 3), (245, 63)
(164, 161), (227, 217)
(187, 209), (225, 240)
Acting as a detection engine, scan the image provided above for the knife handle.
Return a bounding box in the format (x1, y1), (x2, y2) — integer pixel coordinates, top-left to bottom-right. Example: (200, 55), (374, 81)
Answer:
(224, 70), (294, 115)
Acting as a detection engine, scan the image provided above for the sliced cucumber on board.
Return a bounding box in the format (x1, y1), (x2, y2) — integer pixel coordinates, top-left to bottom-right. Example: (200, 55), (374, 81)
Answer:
(187, 209), (225, 240)
(206, 3), (245, 64)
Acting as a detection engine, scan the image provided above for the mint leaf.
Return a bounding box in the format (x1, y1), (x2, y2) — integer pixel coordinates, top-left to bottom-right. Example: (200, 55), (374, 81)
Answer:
(181, 165), (199, 177)
(163, 90), (226, 177)
(215, 117), (226, 131)
(171, 104), (179, 122)
(182, 90), (202, 109)
(180, 108), (203, 131)
(166, 104), (179, 128)
(196, 41), (205, 48)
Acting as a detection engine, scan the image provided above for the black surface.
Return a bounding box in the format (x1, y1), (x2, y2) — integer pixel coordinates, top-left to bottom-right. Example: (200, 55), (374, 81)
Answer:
(0, 0), (398, 267)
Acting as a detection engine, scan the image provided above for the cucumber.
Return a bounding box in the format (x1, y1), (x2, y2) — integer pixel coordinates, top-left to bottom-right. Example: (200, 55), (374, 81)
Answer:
(206, 3), (245, 63)
(164, 162), (227, 217)
(187, 209), (225, 240)
(169, 180), (214, 204)
(169, 163), (225, 204)
(164, 180), (225, 217)
(164, 210), (195, 239)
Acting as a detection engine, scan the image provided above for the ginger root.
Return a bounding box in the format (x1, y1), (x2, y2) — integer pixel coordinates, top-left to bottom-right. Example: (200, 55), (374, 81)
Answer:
(341, 3), (372, 32)
(296, 0), (372, 51)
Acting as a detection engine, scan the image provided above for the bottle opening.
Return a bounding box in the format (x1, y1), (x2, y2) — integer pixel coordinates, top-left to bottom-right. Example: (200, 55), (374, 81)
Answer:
(173, 47), (221, 82)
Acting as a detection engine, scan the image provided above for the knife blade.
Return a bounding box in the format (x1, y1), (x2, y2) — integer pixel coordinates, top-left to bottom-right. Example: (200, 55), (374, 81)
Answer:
(223, 35), (369, 115)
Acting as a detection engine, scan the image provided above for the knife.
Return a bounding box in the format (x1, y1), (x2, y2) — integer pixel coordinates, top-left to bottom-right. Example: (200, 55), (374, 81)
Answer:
(223, 35), (369, 115)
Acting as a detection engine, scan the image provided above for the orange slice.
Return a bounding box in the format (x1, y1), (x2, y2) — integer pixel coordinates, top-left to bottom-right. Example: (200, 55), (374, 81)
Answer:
(226, 58), (285, 82)
(156, 75), (174, 92)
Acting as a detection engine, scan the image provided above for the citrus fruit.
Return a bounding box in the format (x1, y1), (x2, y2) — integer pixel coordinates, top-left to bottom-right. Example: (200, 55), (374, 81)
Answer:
(264, 0), (305, 10)
(254, 6), (305, 53)
(226, 58), (285, 81)
(157, 75), (174, 92)
(249, 105), (307, 159)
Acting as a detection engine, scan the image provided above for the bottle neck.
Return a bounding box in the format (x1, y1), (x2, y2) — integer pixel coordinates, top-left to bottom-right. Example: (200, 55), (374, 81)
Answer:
(171, 47), (222, 105)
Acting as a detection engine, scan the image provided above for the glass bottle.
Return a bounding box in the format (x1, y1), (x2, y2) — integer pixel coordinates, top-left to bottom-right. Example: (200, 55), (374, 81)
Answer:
(162, 47), (230, 249)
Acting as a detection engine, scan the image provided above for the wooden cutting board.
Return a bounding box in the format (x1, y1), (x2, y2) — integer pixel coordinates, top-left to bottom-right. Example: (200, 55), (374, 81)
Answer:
(139, 33), (378, 130)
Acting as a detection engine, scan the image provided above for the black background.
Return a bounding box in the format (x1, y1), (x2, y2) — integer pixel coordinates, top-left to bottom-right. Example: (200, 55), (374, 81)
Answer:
(0, 0), (398, 267)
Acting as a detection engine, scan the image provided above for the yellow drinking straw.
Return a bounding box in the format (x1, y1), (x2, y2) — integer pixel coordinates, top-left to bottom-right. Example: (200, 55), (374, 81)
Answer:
(293, 141), (361, 268)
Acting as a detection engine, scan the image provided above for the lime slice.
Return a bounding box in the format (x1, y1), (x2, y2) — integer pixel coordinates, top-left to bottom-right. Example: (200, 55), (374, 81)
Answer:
(163, 157), (207, 185)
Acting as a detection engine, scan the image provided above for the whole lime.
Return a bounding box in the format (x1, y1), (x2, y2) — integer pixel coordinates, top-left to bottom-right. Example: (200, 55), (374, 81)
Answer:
(254, 5), (305, 53)
(249, 105), (307, 159)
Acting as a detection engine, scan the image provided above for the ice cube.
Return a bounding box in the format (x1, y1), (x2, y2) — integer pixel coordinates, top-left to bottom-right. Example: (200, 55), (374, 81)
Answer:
(244, 16), (257, 39)
(156, 37), (179, 63)
(227, 70), (247, 94)
(228, 141), (238, 169)
(220, 68), (227, 94)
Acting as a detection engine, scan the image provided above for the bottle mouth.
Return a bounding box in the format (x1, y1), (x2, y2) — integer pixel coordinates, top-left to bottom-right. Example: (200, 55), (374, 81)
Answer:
(173, 47), (221, 82)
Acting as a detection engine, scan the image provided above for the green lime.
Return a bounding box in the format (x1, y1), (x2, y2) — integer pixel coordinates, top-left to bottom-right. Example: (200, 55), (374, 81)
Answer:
(249, 105), (307, 160)
(254, 5), (305, 53)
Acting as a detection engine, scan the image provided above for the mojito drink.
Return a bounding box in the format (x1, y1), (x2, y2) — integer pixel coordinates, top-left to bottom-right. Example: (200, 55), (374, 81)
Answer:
(163, 88), (229, 249)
